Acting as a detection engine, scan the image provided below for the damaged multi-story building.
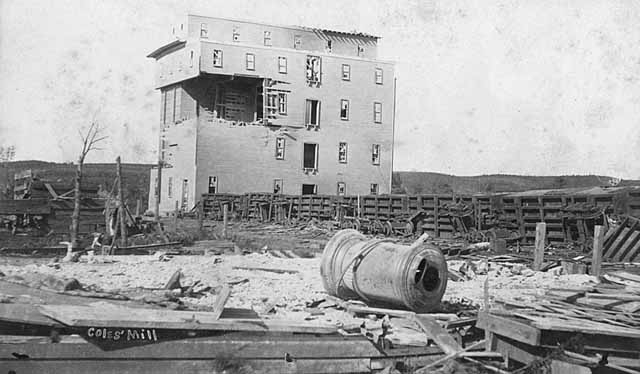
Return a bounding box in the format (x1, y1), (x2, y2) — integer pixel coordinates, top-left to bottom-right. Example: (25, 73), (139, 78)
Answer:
(148, 15), (395, 214)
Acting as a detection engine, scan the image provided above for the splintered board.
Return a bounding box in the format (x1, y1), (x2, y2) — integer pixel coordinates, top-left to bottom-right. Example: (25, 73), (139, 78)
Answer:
(39, 304), (344, 334)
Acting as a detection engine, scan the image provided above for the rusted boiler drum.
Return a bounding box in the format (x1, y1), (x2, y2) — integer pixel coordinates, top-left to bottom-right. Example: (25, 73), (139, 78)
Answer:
(320, 229), (448, 312)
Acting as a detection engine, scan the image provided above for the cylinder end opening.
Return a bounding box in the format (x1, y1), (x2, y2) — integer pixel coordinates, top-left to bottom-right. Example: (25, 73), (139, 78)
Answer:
(414, 258), (441, 292)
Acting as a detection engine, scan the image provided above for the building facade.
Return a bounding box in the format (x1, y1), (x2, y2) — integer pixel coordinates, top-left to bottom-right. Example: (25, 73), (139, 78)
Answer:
(148, 15), (395, 214)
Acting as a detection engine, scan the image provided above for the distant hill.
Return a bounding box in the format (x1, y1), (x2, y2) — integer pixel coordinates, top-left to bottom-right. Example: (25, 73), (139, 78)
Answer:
(0, 160), (153, 211)
(392, 171), (640, 195)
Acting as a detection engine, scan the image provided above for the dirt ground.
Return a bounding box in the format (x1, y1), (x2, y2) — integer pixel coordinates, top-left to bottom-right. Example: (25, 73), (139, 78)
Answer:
(0, 250), (598, 317)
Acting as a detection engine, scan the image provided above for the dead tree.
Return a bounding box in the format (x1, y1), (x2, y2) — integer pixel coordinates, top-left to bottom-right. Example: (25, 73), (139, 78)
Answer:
(70, 123), (106, 250)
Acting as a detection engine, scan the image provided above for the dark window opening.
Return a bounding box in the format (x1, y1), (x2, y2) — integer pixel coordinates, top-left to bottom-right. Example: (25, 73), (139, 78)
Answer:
(370, 183), (378, 195)
(303, 143), (318, 170)
(273, 179), (283, 194)
(302, 184), (317, 195)
(340, 99), (349, 120)
(338, 142), (347, 163)
(213, 50), (223, 68)
(337, 182), (346, 196)
(305, 100), (320, 127)
(275, 137), (285, 159)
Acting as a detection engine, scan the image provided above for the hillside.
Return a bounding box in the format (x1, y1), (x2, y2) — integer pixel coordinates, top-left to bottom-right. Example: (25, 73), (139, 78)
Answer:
(392, 171), (640, 195)
(0, 161), (153, 210)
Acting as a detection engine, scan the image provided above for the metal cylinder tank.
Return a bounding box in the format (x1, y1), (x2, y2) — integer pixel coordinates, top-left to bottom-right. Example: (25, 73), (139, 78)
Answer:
(320, 229), (448, 312)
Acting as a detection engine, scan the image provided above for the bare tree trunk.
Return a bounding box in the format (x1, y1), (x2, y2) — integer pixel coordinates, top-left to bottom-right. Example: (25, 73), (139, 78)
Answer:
(70, 156), (84, 250)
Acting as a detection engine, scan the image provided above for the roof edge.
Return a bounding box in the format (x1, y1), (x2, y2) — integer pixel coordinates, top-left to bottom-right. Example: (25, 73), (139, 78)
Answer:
(147, 39), (187, 59)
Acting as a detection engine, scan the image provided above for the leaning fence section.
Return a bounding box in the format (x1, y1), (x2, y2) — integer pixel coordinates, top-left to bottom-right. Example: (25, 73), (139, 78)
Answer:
(200, 186), (640, 245)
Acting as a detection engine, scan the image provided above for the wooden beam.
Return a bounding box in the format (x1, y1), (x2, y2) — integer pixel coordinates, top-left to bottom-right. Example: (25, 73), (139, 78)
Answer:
(413, 314), (462, 356)
(533, 222), (546, 271)
(38, 305), (344, 334)
(0, 358), (371, 374)
(476, 312), (541, 346)
(210, 284), (231, 320)
(591, 225), (604, 277)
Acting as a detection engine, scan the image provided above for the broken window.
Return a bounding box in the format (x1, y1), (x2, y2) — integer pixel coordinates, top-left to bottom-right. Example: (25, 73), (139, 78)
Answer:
(246, 53), (255, 71)
(375, 68), (383, 84)
(337, 182), (346, 196)
(213, 50), (223, 68)
(293, 35), (301, 49)
(275, 137), (285, 160)
(264, 31), (272, 46)
(357, 45), (365, 56)
(340, 99), (349, 120)
(303, 143), (318, 171)
(342, 64), (350, 81)
(302, 184), (317, 195)
(374, 102), (382, 123)
(273, 179), (283, 194)
(266, 92), (278, 118)
(200, 23), (208, 38)
(278, 93), (287, 114)
(370, 183), (378, 195)
(278, 57), (287, 74)
(189, 50), (194, 68)
(305, 100), (320, 128)
(338, 142), (347, 163)
(326, 40), (332, 52)
(168, 177), (173, 198)
(232, 26), (240, 42)
(372, 144), (380, 165)
(306, 55), (321, 84)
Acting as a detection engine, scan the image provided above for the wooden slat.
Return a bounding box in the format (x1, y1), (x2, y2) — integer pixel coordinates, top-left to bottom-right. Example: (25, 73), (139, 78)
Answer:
(616, 231), (640, 262)
(39, 305), (342, 334)
(604, 227), (631, 259)
(413, 314), (462, 356)
(476, 312), (541, 346)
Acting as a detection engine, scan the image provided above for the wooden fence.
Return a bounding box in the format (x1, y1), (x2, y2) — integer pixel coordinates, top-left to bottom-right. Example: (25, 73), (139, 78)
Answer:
(201, 186), (640, 244)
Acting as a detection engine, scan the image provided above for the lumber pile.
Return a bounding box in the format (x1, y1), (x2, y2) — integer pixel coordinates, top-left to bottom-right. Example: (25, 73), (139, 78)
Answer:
(478, 270), (640, 373)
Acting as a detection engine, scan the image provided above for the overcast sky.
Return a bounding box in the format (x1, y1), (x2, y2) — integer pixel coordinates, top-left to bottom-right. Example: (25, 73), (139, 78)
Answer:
(1, 0), (639, 178)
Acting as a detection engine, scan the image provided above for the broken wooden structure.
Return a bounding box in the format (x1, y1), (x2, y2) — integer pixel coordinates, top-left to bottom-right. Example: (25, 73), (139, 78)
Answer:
(201, 186), (640, 247)
(0, 278), (465, 374)
(478, 271), (640, 373)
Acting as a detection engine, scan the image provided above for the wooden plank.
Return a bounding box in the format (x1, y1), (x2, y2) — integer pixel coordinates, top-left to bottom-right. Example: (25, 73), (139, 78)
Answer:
(525, 314), (640, 339)
(493, 334), (546, 366)
(591, 225), (604, 276)
(413, 314), (462, 355)
(0, 334), (443, 359)
(0, 358), (371, 374)
(549, 360), (591, 374)
(210, 284), (231, 320)
(0, 335), (385, 359)
(39, 305), (342, 334)
(476, 312), (541, 346)
(533, 222), (546, 271)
